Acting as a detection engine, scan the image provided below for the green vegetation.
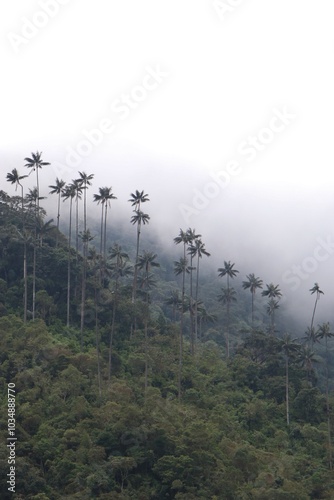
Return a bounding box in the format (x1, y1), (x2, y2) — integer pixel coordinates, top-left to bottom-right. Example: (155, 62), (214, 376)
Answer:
(0, 158), (333, 498)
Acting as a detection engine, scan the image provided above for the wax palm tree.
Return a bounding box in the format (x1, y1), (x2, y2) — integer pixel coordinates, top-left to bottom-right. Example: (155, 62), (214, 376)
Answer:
(69, 179), (83, 257)
(262, 282), (282, 299)
(242, 273), (263, 327)
(48, 178), (66, 247)
(129, 190), (149, 298)
(218, 286), (237, 357)
(165, 290), (182, 322)
(184, 229), (201, 345)
(266, 298), (280, 335)
(188, 238), (210, 351)
(77, 171), (94, 235)
(197, 305), (217, 341)
(130, 210), (150, 310)
(303, 326), (320, 348)
(279, 333), (300, 426)
(6, 168), (28, 322)
(218, 262), (239, 357)
(218, 261), (239, 289)
(24, 151), (50, 209)
(174, 256), (190, 400)
(137, 251), (160, 393)
(93, 187), (117, 279)
(297, 345), (319, 385)
(7, 168), (28, 323)
(102, 187), (117, 264)
(317, 322), (334, 469)
(62, 183), (76, 327)
(79, 229), (94, 351)
(93, 187), (108, 257)
(108, 244), (133, 380)
(262, 283), (282, 334)
(35, 217), (55, 247)
(174, 229), (193, 348)
(310, 283), (324, 335)
(25, 188), (46, 321)
(128, 189), (149, 211)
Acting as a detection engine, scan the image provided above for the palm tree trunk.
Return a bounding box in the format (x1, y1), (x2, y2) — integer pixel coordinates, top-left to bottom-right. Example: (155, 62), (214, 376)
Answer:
(132, 222), (141, 303)
(66, 199), (73, 328)
(194, 254), (200, 351)
(20, 184), (27, 324)
(32, 201), (37, 321)
(131, 222), (141, 337)
(80, 246), (86, 351)
(99, 203), (104, 283)
(178, 260), (185, 401)
(95, 280), (102, 397)
(108, 278), (118, 381)
(56, 192), (61, 247)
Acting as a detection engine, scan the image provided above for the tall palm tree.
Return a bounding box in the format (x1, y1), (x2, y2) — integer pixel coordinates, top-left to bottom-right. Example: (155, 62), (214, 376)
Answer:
(108, 244), (132, 380)
(137, 251), (160, 393)
(130, 210), (150, 311)
(174, 256), (190, 400)
(185, 229), (201, 345)
(79, 229), (94, 351)
(93, 187), (117, 278)
(218, 261), (239, 357)
(188, 238), (210, 351)
(242, 273), (263, 327)
(218, 261), (239, 289)
(62, 183), (76, 327)
(48, 178), (66, 247)
(310, 283), (324, 338)
(70, 179), (83, 257)
(279, 333), (300, 426)
(77, 171), (94, 236)
(25, 187), (46, 321)
(6, 168), (28, 322)
(174, 229), (193, 346)
(262, 283), (282, 335)
(128, 189), (149, 211)
(129, 191), (150, 301)
(218, 287), (237, 357)
(317, 322), (334, 469)
(93, 187), (108, 257)
(102, 187), (117, 264)
(77, 172), (94, 350)
(197, 305), (217, 341)
(24, 151), (50, 209)
(297, 345), (319, 385)
(165, 290), (182, 322)
(266, 298), (280, 335)
(35, 217), (55, 247)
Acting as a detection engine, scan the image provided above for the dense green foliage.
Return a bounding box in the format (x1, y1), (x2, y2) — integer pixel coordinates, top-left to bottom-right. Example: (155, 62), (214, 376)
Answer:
(0, 165), (334, 498)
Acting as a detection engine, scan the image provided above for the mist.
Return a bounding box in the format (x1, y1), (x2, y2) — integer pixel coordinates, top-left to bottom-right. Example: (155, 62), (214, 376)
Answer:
(2, 1), (334, 332)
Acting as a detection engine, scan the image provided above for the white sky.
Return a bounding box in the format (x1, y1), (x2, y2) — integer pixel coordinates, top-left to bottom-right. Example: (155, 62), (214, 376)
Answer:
(1, 0), (334, 321)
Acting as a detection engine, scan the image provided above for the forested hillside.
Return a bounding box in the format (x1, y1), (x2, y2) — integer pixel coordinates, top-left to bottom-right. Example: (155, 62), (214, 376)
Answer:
(0, 157), (334, 499)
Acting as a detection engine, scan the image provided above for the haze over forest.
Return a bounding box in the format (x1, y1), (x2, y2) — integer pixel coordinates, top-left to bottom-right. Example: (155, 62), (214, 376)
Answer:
(2, 0), (334, 327)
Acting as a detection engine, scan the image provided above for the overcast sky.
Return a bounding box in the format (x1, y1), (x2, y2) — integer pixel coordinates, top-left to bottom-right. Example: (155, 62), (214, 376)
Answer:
(1, 0), (334, 325)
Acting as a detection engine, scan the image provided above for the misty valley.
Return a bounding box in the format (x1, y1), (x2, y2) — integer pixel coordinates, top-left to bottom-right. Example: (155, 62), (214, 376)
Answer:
(0, 153), (333, 499)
